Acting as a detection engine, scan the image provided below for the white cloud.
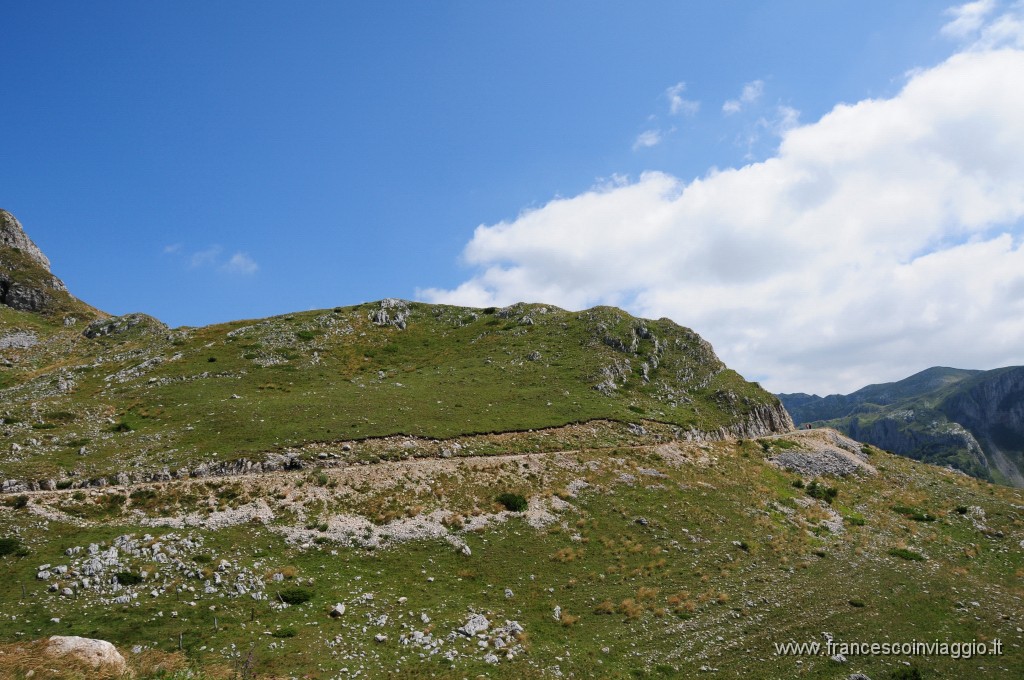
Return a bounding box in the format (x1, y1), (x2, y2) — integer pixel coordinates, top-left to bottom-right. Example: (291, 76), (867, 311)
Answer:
(177, 245), (258, 275)
(222, 252), (259, 275)
(942, 0), (997, 38)
(770, 105), (800, 132)
(421, 39), (1024, 395)
(190, 246), (222, 268)
(163, 243), (182, 255)
(943, 0), (1024, 48)
(633, 129), (662, 150)
(723, 79), (764, 114)
(666, 82), (700, 116)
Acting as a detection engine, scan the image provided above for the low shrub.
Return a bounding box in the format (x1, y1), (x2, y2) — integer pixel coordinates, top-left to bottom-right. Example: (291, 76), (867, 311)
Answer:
(805, 481), (838, 504)
(116, 571), (144, 586)
(892, 505), (936, 522)
(0, 538), (25, 557)
(888, 547), (926, 561)
(278, 586), (313, 605)
(496, 492), (528, 512)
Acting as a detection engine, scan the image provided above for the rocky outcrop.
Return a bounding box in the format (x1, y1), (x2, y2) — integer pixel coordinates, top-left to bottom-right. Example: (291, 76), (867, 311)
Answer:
(729, 401), (795, 438)
(0, 277), (49, 311)
(83, 313), (168, 339)
(0, 209), (51, 271)
(767, 428), (877, 478)
(0, 209), (80, 314)
(369, 298), (410, 329)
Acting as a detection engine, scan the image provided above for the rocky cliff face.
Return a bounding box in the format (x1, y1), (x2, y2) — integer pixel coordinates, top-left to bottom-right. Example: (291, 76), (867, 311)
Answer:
(847, 411), (989, 475)
(940, 368), (1024, 486)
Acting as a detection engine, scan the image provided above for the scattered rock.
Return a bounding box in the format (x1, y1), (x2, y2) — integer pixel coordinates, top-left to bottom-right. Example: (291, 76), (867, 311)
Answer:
(459, 614), (489, 637)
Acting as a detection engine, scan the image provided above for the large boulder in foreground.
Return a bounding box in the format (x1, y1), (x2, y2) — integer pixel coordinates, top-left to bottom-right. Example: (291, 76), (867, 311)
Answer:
(45, 635), (127, 672)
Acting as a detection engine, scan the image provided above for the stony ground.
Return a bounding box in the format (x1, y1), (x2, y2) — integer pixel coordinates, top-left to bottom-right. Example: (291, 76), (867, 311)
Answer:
(2, 426), (1023, 679)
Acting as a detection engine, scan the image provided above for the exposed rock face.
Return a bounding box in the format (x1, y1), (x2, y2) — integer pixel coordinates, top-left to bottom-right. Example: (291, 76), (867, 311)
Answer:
(729, 401), (795, 438)
(847, 412), (987, 469)
(0, 209), (51, 271)
(45, 635), (127, 671)
(0, 278), (49, 311)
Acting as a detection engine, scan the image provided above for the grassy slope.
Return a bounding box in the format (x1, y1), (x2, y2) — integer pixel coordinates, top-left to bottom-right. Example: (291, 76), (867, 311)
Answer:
(1, 300), (780, 483)
(0, 435), (1021, 679)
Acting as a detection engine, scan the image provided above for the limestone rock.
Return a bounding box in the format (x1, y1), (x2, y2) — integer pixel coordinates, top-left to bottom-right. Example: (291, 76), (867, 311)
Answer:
(45, 635), (127, 672)
(458, 613), (489, 636)
(368, 298), (410, 330)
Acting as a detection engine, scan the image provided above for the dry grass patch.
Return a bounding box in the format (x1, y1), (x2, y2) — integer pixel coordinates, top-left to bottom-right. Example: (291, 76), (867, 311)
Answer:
(617, 598), (644, 620)
(551, 547), (583, 563)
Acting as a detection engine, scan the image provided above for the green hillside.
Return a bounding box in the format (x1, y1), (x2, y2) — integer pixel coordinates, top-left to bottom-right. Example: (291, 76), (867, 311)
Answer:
(1, 298), (789, 487)
(1, 214), (1022, 679)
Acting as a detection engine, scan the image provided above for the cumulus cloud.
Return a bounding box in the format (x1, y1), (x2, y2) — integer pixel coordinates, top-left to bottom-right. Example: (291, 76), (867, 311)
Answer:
(421, 25), (1024, 395)
(633, 129), (663, 150)
(723, 79), (764, 114)
(942, 0), (997, 38)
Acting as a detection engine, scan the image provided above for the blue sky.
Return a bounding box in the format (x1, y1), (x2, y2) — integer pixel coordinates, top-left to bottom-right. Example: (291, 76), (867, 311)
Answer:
(4, 1), (1024, 394)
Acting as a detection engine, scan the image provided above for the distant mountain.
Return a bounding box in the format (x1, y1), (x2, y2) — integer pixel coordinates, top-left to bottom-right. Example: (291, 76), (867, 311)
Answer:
(778, 367), (1024, 486)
